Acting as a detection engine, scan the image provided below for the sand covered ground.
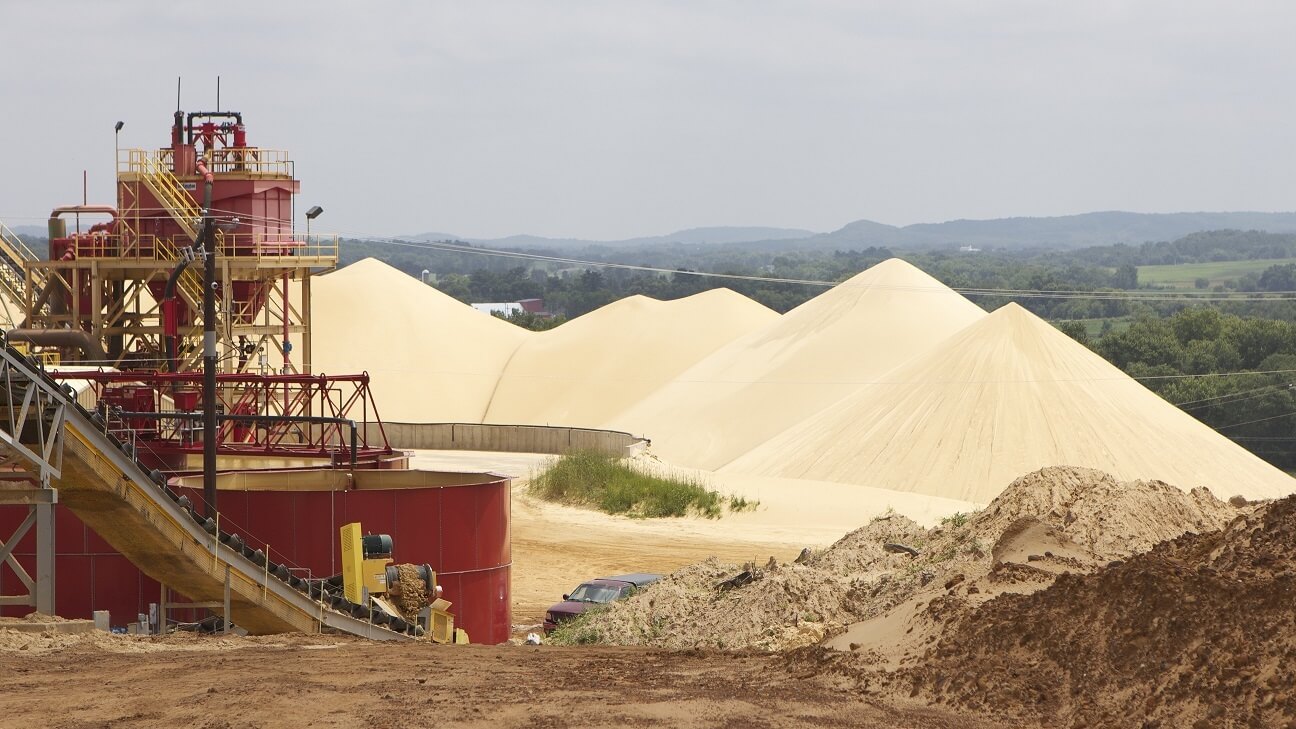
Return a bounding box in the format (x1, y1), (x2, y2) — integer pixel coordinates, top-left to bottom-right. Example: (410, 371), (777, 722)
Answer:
(404, 449), (900, 624)
(312, 258), (1296, 510)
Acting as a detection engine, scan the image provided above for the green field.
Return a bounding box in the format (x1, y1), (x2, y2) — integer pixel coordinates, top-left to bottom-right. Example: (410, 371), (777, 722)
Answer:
(1137, 258), (1294, 288)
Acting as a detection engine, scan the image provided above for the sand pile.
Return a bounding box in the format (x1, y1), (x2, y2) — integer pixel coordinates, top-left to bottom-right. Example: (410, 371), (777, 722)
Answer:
(483, 289), (777, 427)
(725, 302), (1296, 503)
(605, 259), (986, 469)
(309, 258), (529, 422)
(0, 627), (271, 654)
(890, 493), (1296, 728)
(556, 467), (1240, 652)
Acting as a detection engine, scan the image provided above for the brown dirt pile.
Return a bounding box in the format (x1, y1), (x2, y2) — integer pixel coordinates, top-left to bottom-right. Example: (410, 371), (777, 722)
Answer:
(393, 564), (430, 619)
(560, 466), (1240, 652)
(880, 493), (1296, 728)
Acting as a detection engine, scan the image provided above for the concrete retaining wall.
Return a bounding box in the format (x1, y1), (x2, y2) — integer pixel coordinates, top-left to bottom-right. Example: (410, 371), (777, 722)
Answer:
(363, 422), (649, 457)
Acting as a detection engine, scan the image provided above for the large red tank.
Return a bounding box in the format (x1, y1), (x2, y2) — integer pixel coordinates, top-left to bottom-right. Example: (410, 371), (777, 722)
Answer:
(0, 471), (512, 644)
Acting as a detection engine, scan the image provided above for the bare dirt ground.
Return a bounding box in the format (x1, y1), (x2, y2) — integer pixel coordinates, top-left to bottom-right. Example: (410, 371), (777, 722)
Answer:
(0, 636), (1001, 729)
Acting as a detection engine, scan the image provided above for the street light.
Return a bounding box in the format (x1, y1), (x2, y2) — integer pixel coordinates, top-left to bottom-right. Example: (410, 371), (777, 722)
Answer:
(114, 121), (124, 185)
(305, 205), (323, 245)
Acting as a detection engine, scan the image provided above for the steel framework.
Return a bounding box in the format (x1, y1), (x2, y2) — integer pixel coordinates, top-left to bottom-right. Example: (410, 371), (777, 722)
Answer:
(0, 348), (66, 614)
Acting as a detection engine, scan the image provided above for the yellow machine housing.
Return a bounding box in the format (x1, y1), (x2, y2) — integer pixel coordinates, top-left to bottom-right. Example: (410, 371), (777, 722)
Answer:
(339, 521), (466, 643)
(339, 522), (393, 603)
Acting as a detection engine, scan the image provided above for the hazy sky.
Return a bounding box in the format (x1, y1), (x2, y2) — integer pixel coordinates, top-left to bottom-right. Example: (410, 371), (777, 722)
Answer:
(2, 1), (1294, 240)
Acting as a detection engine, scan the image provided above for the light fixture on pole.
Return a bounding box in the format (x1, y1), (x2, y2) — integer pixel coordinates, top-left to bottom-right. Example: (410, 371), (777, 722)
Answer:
(114, 121), (124, 169)
(305, 205), (323, 244)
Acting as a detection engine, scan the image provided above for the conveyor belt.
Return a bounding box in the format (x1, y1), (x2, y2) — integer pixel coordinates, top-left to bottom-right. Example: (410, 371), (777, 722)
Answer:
(0, 341), (414, 639)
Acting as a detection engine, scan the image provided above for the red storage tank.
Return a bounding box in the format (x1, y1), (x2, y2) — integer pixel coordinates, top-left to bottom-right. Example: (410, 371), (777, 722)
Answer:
(0, 470), (512, 644)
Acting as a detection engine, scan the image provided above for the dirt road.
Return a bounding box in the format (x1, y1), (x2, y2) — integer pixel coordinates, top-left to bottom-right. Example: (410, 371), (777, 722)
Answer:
(0, 637), (999, 729)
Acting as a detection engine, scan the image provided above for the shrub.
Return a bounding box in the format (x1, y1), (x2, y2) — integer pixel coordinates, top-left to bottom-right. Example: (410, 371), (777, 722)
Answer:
(531, 450), (738, 518)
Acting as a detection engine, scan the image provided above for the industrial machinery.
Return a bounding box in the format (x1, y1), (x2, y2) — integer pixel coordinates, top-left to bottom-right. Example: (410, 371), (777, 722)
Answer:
(338, 522), (468, 644)
(0, 99), (511, 643)
(15, 108), (330, 376)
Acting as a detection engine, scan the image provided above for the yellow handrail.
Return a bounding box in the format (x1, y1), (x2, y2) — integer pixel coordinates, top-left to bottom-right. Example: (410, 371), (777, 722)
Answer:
(0, 219), (43, 321)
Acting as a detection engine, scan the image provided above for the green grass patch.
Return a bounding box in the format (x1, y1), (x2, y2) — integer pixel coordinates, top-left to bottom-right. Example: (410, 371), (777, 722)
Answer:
(546, 608), (608, 645)
(531, 450), (751, 519)
(1137, 258), (1294, 288)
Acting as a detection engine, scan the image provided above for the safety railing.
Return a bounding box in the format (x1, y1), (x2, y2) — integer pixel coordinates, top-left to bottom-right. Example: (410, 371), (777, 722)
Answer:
(119, 148), (293, 178)
(29, 232), (337, 265)
(0, 219), (43, 315)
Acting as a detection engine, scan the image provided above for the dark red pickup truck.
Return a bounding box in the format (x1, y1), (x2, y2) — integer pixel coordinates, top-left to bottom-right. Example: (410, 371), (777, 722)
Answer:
(543, 573), (661, 633)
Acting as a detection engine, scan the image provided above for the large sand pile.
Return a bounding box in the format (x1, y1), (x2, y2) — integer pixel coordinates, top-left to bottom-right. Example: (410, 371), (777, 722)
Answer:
(310, 258), (529, 422)
(557, 467), (1239, 652)
(892, 492), (1296, 727)
(483, 289), (777, 427)
(725, 302), (1296, 503)
(604, 259), (986, 469)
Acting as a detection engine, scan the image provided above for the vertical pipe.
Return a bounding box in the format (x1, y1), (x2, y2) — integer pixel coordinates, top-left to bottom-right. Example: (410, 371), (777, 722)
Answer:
(283, 272), (290, 415)
(196, 157), (218, 518)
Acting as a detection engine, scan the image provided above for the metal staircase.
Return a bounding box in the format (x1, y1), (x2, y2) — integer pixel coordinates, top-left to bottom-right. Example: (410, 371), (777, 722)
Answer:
(134, 157), (214, 312)
(0, 221), (43, 327)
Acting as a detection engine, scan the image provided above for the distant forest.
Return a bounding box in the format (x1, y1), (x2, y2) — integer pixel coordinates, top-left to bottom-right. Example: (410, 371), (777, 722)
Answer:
(339, 228), (1296, 321)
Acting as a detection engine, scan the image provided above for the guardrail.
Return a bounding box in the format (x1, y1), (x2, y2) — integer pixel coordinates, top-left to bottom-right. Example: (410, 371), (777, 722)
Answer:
(119, 148), (293, 178)
(33, 232), (338, 262)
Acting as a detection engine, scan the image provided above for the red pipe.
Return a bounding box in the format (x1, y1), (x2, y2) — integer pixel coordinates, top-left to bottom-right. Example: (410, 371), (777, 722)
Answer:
(49, 205), (119, 223)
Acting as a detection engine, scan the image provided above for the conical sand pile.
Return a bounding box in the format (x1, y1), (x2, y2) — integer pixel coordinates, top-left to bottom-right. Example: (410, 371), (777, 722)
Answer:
(724, 302), (1296, 503)
(310, 258), (529, 422)
(604, 259), (987, 469)
(483, 289), (777, 427)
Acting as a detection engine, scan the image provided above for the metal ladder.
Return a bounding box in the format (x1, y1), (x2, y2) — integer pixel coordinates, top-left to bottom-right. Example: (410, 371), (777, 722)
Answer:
(0, 220), (43, 327)
(134, 157), (215, 313)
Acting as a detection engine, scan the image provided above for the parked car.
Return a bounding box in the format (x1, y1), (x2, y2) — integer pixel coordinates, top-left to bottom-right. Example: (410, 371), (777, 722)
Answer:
(543, 573), (661, 633)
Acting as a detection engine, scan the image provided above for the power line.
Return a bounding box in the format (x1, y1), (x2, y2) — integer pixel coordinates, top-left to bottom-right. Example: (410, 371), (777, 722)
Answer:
(1177, 383), (1294, 411)
(1216, 409), (1296, 431)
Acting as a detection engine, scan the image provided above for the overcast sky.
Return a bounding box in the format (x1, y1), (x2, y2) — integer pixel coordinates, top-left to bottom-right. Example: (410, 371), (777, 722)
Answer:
(2, 1), (1294, 240)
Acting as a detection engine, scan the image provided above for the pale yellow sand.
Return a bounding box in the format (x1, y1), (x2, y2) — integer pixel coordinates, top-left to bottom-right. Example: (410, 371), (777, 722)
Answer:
(309, 258), (529, 422)
(724, 303), (1296, 503)
(603, 259), (987, 469)
(483, 289), (778, 426)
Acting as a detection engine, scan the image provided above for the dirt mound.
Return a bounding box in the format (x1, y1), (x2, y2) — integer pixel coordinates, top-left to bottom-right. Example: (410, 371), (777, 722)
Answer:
(888, 493), (1296, 727)
(558, 467), (1241, 653)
